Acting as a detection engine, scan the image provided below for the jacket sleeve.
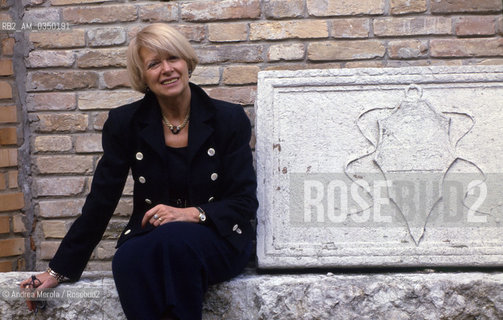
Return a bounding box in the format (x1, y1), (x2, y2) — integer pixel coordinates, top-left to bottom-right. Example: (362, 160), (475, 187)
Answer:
(49, 109), (130, 281)
(198, 106), (258, 251)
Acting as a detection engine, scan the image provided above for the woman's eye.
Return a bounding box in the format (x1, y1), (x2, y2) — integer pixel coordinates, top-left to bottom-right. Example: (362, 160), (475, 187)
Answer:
(147, 61), (159, 69)
(168, 56), (179, 61)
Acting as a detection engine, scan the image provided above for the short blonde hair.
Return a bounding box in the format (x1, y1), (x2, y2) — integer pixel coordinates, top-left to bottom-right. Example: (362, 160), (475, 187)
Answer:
(127, 23), (198, 93)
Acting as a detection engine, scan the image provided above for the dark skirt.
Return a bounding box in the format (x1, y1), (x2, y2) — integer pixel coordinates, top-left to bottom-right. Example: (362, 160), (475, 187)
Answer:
(112, 221), (252, 320)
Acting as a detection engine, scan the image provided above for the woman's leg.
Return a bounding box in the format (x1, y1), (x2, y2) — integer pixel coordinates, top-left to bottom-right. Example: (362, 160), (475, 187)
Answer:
(112, 222), (251, 320)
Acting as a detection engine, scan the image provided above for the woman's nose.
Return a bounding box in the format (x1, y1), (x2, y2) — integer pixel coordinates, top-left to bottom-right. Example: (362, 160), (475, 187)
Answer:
(160, 60), (174, 73)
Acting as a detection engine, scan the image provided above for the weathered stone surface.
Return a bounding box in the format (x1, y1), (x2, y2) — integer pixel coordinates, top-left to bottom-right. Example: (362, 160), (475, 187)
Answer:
(31, 113), (88, 133)
(455, 16), (497, 36)
(77, 48), (127, 68)
(138, 2), (178, 22)
(264, 0), (304, 18)
(431, 0), (502, 13)
(307, 0), (385, 16)
(267, 43), (305, 62)
(78, 90), (143, 110)
(373, 17), (451, 36)
(27, 92), (76, 111)
(181, 0), (260, 22)
(38, 199), (84, 218)
(26, 71), (98, 91)
(102, 69), (130, 89)
(34, 155), (94, 174)
(34, 177), (86, 197)
(431, 38), (503, 57)
(208, 23), (248, 42)
(390, 0), (427, 14)
(33, 135), (72, 153)
(196, 45), (264, 64)
(308, 40), (385, 61)
(62, 5), (137, 24)
(74, 133), (102, 153)
(191, 66), (220, 85)
(1, 272), (503, 319)
(331, 18), (370, 38)
(29, 30), (86, 49)
(26, 50), (75, 68)
(256, 66), (503, 268)
(223, 66), (259, 85)
(388, 39), (428, 59)
(87, 27), (126, 47)
(250, 20), (328, 40)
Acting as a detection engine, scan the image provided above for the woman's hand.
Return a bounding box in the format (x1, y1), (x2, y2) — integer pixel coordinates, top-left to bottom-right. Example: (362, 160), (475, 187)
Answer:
(19, 271), (59, 311)
(141, 205), (199, 228)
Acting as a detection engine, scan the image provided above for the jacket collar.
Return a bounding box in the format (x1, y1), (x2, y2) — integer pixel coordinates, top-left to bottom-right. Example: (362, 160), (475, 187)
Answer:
(137, 83), (215, 164)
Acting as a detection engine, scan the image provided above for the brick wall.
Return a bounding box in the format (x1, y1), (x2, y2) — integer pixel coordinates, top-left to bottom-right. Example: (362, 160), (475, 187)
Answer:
(0, 0), (26, 272)
(5, 0), (503, 271)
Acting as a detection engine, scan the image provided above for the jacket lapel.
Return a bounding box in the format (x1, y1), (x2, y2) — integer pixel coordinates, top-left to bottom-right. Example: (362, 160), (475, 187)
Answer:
(137, 93), (168, 164)
(187, 84), (215, 164)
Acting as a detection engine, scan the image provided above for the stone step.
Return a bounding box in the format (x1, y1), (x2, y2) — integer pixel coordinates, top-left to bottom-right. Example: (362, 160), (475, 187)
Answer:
(1, 271), (502, 319)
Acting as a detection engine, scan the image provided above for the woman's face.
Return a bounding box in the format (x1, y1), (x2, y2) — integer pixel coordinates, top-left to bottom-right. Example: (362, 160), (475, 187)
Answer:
(140, 47), (190, 101)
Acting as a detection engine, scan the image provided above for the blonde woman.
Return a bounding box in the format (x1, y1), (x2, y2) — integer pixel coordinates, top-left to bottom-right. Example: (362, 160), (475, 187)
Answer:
(21, 23), (257, 320)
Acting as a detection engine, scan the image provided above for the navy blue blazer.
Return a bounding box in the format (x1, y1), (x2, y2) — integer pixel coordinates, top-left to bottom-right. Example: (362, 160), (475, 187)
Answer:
(49, 83), (258, 281)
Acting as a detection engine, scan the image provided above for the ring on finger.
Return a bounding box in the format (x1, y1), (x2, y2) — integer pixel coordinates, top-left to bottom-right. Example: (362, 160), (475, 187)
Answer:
(153, 214), (159, 220)
(158, 217), (163, 222)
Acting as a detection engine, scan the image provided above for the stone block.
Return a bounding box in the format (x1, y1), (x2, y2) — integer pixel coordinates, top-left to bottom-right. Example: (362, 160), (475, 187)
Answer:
(29, 29), (86, 49)
(181, 0), (260, 22)
(208, 23), (248, 42)
(0, 59), (13, 75)
(390, 0), (427, 14)
(331, 18), (370, 38)
(205, 86), (256, 105)
(26, 50), (75, 68)
(26, 92), (76, 111)
(431, 0), (502, 13)
(34, 177), (85, 197)
(87, 27), (126, 47)
(223, 66), (259, 85)
(51, 0), (115, 4)
(34, 135), (72, 152)
(191, 66), (220, 86)
(431, 38), (503, 57)
(196, 45), (264, 64)
(0, 81), (12, 99)
(0, 215), (10, 233)
(307, 40), (385, 61)
(0, 149), (17, 168)
(307, 0), (385, 16)
(62, 5), (137, 24)
(42, 220), (68, 238)
(34, 155), (94, 174)
(138, 2), (178, 22)
(373, 17), (451, 37)
(75, 133), (103, 153)
(102, 70), (130, 89)
(78, 90), (143, 110)
(26, 71), (98, 91)
(0, 127), (17, 145)
(250, 20), (328, 40)
(256, 66), (503, 268)
(388, 39), (428, 59)
(12, 214), (25, 233)
(455, 16), (497, 36)
(264, 0), (304, 18)
(7, 170), (18, 189)
(2, 38), (14, 56)
(32, 113), (88, 133)
(77, 48), (127, 68)
(1, 272), (502, 319)
(0, 238), (24, 257)
(38, 199), (84, 218)
(267, 43), (305, 62)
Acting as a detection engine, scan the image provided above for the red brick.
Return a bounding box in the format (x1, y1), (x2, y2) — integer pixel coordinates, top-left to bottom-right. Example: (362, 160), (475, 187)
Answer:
(307, 0), (385, 16)
(32, 113), (88, 133)
(308, 40), (385, 61)
(7, 170), (17, 189)
(0, 260), (13, 272)
(196, 45), (264, 64)
(374, 17), (451, 37)
(431, 0), (502, 13)
(0, 127), (17, 145)
(0, 172), (5, 190)
(62, 5), (137, 24)
(0, 192), (24, 211)
(0, 215), (10, 233)
(390, 0), (426, 15)
(0, 149), (17, 168)
(138, 2), (178, 22)
(26, 71), (98, 91)
(250, 20), (328, 40)
(0, 59), (13, 76)
(182, 0), (260, 21)
(388, 39), (428, 59)
(331, 18), (370, 38)
(0, 81), (12, 99)
(0, 106), (17, 123)
(0, 238), (25, 257)
(205, 86), (257, 105)
(431, 38), (503, 57)
(455, 16), (496, 36)
(1, 38), (14, 56)
(265, 0), (304, 18)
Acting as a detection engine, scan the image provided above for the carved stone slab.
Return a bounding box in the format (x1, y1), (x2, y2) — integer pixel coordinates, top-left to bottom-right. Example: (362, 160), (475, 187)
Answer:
(256, 66), (503, 268)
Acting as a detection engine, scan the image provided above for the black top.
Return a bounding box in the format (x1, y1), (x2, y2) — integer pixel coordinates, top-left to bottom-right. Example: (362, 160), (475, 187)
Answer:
(165, 145), (189, 208)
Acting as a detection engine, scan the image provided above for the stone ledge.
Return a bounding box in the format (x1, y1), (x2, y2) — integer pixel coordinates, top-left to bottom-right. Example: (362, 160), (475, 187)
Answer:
(1, 271), (502, 319)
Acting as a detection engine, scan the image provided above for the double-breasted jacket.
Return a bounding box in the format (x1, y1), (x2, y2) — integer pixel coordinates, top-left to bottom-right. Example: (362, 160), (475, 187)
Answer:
(49, 83), (258, 281)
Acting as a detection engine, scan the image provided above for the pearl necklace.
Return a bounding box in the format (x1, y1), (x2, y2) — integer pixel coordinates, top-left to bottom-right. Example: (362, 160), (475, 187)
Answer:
(162, 109), (190, 134)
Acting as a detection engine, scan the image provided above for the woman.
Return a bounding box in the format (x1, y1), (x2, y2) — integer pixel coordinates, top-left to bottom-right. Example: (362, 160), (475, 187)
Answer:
(21, 23), (258, 319)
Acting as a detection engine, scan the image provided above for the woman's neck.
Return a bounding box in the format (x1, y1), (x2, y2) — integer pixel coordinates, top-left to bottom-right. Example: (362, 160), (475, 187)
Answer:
(157, 88), (191, 120)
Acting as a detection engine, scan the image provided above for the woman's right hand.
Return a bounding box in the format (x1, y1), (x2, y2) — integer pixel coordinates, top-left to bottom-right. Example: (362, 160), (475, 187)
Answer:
(19, 271), (59, 312)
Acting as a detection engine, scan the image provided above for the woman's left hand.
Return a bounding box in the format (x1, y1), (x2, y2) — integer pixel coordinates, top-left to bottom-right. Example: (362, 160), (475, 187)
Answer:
(141, 205), (199, 228)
